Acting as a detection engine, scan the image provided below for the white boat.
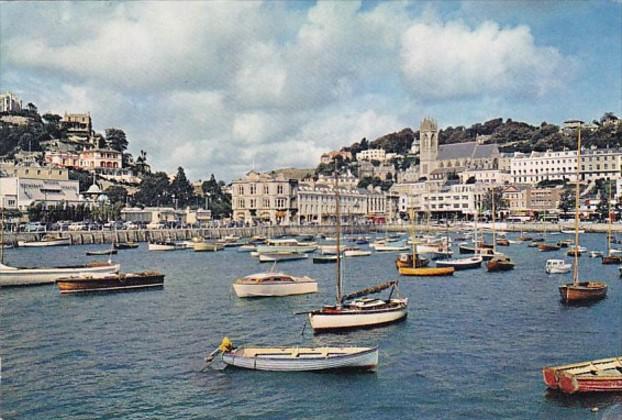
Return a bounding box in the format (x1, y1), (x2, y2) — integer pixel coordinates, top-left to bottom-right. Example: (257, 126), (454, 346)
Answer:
(608, 248), (622, 255)
(344, 249), (371, 257)
(435, 256), (482, 270)
(148, 241), (185, 251)
(18, 235), (71, 247)
(561, 229), (585, 234)
(256, 239), (317, 254)
(214, 338), (378, 372)
(258, 253), (308, 263)
(589, 251), (604, 258)
(233, 272), (317, 297)
(238, 244), (256, 252)
(0, 261), (121, 287)
(373, 243), (409, 252)
(545, 259), (572, 274)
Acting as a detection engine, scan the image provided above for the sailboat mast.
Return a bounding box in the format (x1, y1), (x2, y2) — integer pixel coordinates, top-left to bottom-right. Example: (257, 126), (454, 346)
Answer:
(411, 210), (417, 267)
(0, 206), (4, 264)
(491, 191), (496, 253)
(335, 168), (342, 304)
(608, 183), (612, 256)
(573, 123), (582, 286)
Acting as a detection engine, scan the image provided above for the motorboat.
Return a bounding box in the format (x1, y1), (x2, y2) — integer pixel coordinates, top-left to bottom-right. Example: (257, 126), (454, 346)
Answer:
(256, 239), (317, 254)
(238, 244), (256, 252)
(589, 251), (603, 258)
(0, 261), (120, 287)
(211, 338), (378, 372)
(566, 246), (587, 257)
(148, 241), (185, 251)
(545, 259), (572, 274)
(18, 235), (71, 247)
(56, 271), (164, 294)
(232, 272), (317, 297)
(394, 253), (429, 269)
(538, 243), (561, 252)
(543, 356), (622, 394)
(373, 243), (409, 252)
(436, 256), (482, 270)
(113, 242), (139, 250)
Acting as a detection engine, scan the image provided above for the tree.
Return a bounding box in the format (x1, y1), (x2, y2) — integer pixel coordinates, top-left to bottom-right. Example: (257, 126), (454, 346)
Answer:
(105, 128), (128, 152)
(134, 171), (171, 207)
(481, 187), (508, 216)
(135, 149), (150, 174)
(105, 185), (128, 205)
(169, 166), (195, 208)
(202, 174), (231, 219)
(42, 113), (62, 125)
(558, 186), (576, 219)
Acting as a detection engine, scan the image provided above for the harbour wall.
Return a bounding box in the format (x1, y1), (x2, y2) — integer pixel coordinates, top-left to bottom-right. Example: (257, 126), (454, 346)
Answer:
(3, 222), (621, 245)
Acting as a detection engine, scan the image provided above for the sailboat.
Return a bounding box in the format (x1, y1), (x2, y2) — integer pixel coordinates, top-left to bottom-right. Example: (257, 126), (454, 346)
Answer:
(559, 121), (607, 303)
(538, 211), (561, 252)
(487, 193), (515, 272)
(308, 171), (408, 333)
(601, 185), (622, 264)
(399, 212), (454, 276)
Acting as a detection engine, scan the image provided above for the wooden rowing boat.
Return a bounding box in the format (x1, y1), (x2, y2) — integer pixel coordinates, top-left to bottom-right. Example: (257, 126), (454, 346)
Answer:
(538, 243), (560, 252)
(398, 266), (454, 276)
(486, 255), (515, 272)
(213, 338), (378, 372)
(543, 356), (622, 393)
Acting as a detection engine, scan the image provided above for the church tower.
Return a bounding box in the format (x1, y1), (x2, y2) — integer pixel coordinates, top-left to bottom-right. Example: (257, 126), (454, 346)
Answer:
(419, 117), (439, 178)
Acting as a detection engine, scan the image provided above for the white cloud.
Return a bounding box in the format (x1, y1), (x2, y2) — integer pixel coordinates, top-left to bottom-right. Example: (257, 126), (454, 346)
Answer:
(400, 20), (573, 100)
(1, 2), (582, 181)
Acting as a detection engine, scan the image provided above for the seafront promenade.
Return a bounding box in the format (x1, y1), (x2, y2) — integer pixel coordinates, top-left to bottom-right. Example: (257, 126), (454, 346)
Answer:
(4, 222), (621, 245)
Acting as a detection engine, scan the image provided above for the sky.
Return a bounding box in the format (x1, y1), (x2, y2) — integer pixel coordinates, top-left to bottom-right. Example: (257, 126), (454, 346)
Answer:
(1, 1), (621, 181)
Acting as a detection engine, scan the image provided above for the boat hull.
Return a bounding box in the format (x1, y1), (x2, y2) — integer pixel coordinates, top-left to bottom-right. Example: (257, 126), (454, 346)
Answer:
(259, 253), (308, 263)
(436, 257), (482, 270)
(543, 356), (622, 393)
(308, 305), (407, 332)
(559, 282), (607, 303)
(601, 255), (622, 265)
(56, 272), (164, 294)
(398, 266), (454, 276)
(18, 238), (71, 247)
(233, 281), (318, 297)
(0, 263), (120, 287)
(222, 347), (378, 372)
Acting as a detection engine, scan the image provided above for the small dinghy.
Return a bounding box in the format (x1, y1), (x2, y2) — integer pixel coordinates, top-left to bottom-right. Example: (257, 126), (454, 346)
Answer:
(589, 250), (603, 258)
(344, 249), (371, 257)
(86, 248), (117, 256)
(148, 241), (185, 251)
(312, 255), (337, 264)
(113, 242), (139, 250)
(486, 255), (515, 272)
(259, 253), (308, 263)
(543, 356), (622, 394)
(206, 338), (378, 372)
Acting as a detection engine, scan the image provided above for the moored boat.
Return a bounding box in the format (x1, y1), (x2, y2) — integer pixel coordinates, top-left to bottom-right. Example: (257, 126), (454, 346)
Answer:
(436, 256), (482, 270)
(566, 246), (586, 257)
(543, 356), (622, 393)
(233, 272), (317, 297)
(211, 338), (378, 372)
(313, 255), (337, 264)
(113, 242), (139, 250)
(538, 243), (561, 252)
(496, 238), (510, 246)
(56, 271), (164, 294)
(394, 253), (429, 269)
(601, 255), (622, 265)
(344, 249), (371, 257)
(545, 259), (572, 274)
(148, 241), (185, 251)
(85, 248), (117, 256)
(486, 255), (515, 272)
(18, 235), (71, 247)
(559, 281), (607, 303)
(193, 241), (224, 252)
(589, 250), (603, 258)
(259, 252), (308, 263)
(0, 261), (121, 287)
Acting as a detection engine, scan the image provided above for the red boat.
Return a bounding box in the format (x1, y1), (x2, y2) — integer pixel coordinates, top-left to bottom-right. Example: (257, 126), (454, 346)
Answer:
(601, 255), (622, 265)
(543, 356), (622, 393)
(559, 281), (607, 303)
(538, 243), (560, 252)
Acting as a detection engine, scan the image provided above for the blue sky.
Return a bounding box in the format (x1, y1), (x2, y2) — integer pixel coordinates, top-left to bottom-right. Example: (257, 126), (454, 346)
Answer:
(1, 1), (620, 181)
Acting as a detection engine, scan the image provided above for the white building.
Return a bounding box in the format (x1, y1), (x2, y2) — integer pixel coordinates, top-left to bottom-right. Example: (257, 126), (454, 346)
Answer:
(511, 149), (622, 184)
(0, 91), (22, 112)
(459, 169), (512, 185)
(231, 170), (297, 224)
(357, 148), (386, 162)
(296, 184), (367, 224)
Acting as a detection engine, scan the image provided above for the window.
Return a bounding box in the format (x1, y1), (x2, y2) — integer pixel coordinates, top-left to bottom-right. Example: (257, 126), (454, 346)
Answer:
(250, 199), (256, 208)
(250, 184), (256, 195)
(277, 185), (284, 194)
(264, 185), (269, 194)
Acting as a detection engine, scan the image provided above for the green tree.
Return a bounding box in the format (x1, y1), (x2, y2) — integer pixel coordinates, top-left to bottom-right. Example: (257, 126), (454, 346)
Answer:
(558, 186), (576, 219)
(135, 171), (171, 207)
(169, 166), (195, 208)
(481, 187), (508, 215)
(202, 174), (231, 219)
(105, 185), (128, 205)
(105, 128), (128, 152)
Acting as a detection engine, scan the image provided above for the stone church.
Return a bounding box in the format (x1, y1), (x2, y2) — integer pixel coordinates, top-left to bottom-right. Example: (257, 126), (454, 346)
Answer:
(417, 118), (500, 180)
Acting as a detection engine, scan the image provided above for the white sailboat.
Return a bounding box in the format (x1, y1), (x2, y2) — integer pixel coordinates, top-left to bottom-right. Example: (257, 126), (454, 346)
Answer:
(308, 170), (408, 333)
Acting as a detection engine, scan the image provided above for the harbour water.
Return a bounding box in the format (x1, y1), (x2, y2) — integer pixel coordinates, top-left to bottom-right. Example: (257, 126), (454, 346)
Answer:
(1, 233), (621, 418)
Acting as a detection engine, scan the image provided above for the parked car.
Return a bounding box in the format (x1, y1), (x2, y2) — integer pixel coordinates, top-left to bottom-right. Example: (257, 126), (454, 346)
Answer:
(68, 222), (87, 231)
(24, 222), (46, 232)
